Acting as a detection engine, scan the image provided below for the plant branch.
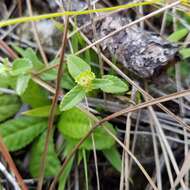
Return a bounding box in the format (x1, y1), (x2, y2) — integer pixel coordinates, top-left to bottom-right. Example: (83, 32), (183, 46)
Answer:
(0, 39), (18, 59)
(36, 15), (69, 190)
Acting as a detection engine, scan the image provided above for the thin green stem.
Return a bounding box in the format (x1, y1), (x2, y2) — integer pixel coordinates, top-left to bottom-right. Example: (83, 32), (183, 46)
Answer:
(0, 0), (160, 28)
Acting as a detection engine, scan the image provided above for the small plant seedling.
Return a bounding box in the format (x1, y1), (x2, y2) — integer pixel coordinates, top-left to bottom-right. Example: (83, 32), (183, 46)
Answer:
(60, 54), (129, 111)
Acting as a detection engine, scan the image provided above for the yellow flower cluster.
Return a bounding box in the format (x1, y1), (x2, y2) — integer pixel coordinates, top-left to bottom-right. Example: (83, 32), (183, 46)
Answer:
(75, 70), (95, 90)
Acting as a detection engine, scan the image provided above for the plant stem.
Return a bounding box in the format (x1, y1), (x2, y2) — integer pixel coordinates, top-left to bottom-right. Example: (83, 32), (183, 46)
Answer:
(36, 15), (69, 190)
(0, 0), (160, 28)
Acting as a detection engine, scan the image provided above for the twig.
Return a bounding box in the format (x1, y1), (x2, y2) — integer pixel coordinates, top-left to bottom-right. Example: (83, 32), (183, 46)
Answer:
(36, 12), (69, 190)
(0, 39), (18, 59)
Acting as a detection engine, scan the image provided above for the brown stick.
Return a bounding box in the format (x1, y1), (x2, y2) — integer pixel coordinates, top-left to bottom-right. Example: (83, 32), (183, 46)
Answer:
(0, 39), (18, 59)
(36, 16), (69, 190)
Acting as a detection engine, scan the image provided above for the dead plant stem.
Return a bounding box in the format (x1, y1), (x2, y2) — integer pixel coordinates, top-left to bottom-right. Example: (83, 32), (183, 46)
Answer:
(36, 15), (69, 190)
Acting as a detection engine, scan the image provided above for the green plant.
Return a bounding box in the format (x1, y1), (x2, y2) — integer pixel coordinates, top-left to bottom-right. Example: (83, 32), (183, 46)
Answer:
(0, 49), (127, 189)
(60, 54), (128, 111)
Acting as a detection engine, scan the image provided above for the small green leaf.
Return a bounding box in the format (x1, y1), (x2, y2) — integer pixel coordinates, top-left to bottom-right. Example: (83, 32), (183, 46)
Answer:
(22, 105), (60, 117)
(11, 44), (27, 57)
(0, 75), (17, 88)
(41, 68), (57, 81)
(29, 131), (61, 177)
(92, 78), (113, 89)
(40, 64), (75, 90)
(12, 45), (44, 70)
(0, 63), (10, 77)
(98, 75), (128, 93)
(16, 75), (31, 95)
(58, 107), (92, 139)
(168, 28), (188, 42)
(58, 107), (116, 150)
(0, 94), (21, 122)
(21, 80), (50, 108)
(103, 146), (121, 172)
(0, 116), (47, 151)
(61, 74), (76, 90)
(53, 20), (64, 31)
(78, 122), (116, 150)
(179, 48), (190, 59)
(11, 58), (33, 76)
(59, 85), (86, 111)
(71, 32), (79, 53)
(67, 55), (91, 79)
(23, 48), (44, 70)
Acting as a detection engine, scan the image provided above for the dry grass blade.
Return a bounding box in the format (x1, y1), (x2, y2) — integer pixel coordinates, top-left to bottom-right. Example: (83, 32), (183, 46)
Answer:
(84, 97), (100, 190)
(150, 119), (162, 190)
(119, 152), (125, 190)
(171, 152), (190, 190)
(148, 106), (186, 189)
(129, 111), (141, 173)
(124, 85), (137, 190)
(102, 89), (190, 132)
(103, 126), (159, 190)
(31, 76), (56, 94)
(124, 112), (132, 190)
(26, 0), (48, 66)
